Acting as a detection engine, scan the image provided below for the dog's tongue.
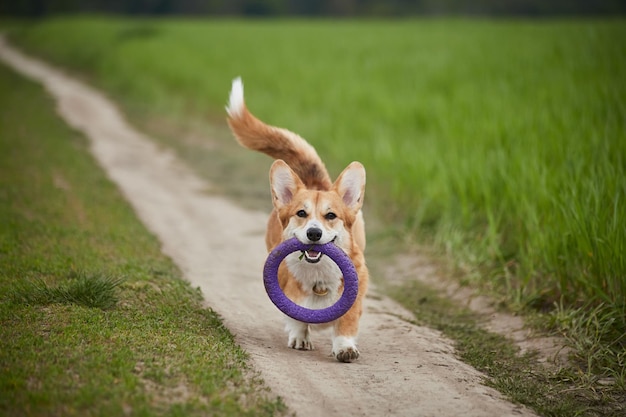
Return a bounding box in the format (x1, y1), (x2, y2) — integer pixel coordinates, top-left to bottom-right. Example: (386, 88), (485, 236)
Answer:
(306, 249), (320, 257)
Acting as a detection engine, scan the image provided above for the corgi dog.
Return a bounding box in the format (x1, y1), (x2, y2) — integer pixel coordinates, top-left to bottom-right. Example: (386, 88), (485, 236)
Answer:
(226, 78), (368, 363)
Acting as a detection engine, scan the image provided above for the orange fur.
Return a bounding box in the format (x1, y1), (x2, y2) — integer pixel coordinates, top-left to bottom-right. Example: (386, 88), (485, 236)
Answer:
(227, 78), (368, 362)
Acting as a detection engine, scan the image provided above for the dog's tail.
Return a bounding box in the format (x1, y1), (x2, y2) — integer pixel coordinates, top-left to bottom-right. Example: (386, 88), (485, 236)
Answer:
(226, 77), (332, 190)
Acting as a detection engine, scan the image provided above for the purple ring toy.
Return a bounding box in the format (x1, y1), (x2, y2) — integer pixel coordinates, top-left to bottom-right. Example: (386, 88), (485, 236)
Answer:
(263, 237), (358, 324)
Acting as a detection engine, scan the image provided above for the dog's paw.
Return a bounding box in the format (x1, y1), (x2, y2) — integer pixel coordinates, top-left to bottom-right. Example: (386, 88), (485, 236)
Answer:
(285, 319), (314, 350)
(334, 346), (360, 363)
(332, 336), (360, 363)
(288, 334), (314, 350)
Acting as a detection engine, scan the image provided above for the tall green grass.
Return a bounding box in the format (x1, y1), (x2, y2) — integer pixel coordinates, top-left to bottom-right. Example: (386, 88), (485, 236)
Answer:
(10, 15), (625, 363)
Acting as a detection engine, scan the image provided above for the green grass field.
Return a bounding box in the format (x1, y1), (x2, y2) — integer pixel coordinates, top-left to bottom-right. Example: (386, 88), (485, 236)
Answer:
(5, 15), (626, 408)
(0, 61), (285, 416)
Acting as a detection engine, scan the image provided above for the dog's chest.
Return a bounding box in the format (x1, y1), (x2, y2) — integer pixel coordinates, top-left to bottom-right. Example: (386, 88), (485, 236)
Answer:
(284, 252), (343, 299)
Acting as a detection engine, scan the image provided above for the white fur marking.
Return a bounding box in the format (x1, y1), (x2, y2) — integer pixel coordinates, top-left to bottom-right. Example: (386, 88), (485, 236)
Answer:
(226, 77), (244, 118)
(284, 252), (342, 290)
(285, 318), (314, 350)
(332, 335), (359, 361)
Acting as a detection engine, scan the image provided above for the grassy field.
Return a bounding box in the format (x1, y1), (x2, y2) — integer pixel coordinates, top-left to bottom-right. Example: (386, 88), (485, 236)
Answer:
(0, 61), (286, 416)
(5, 15), (625, 410)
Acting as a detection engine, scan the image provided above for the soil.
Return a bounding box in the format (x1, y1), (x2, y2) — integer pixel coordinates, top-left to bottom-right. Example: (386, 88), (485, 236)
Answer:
(383, 252), (570, 367)
(1, 37), (538, 417)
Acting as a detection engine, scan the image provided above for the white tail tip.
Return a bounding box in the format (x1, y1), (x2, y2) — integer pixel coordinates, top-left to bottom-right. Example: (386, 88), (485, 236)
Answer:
(226, 77), (244, 118)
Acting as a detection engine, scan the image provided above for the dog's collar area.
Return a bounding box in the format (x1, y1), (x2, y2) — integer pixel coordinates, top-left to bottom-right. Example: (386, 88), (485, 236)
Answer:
(312, 283), (329, 296)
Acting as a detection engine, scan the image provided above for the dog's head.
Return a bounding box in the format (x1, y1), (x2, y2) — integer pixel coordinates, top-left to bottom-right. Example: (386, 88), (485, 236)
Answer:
(269, 160), (365, 263)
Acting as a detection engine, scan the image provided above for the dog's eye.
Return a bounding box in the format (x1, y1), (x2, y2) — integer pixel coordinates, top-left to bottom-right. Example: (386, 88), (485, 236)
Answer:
(325, 212), (337, 220)
(296, 210), (307, 218)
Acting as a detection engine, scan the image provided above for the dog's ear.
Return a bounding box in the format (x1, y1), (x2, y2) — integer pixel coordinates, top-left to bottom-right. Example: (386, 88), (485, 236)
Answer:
(333, 162), (366, 212)
(270, 160), (304, 209)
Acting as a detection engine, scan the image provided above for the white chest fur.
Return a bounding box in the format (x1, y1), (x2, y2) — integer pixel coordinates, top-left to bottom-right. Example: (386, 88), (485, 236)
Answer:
(284, 252), (343, 309)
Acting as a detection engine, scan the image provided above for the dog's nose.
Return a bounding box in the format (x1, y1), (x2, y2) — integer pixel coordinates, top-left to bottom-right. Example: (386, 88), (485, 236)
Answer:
(306, 227), (323, 242)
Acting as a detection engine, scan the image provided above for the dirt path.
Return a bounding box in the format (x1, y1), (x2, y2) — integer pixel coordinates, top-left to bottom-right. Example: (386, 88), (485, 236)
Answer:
(1, 37), (536, 417)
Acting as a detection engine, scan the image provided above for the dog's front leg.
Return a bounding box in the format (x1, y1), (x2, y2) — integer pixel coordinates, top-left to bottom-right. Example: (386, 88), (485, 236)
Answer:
(284, 317), (314, 350)
(331, 298), (363, 362)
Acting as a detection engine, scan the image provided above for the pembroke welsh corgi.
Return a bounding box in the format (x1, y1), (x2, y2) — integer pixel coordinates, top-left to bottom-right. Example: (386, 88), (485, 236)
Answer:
(226, 77), (368, 363)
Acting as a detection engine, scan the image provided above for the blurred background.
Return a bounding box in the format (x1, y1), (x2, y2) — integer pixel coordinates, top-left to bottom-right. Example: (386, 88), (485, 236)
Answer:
(3, 0), (626, 17)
